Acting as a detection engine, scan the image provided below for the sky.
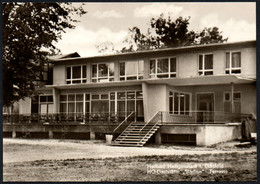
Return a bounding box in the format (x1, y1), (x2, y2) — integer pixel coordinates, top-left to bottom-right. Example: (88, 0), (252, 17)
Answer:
(54, 2), (256, 57)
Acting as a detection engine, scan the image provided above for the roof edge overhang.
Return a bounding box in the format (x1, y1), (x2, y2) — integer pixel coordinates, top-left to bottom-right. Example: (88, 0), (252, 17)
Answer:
(45, 75), (255, 90)
(49, 40), (256, 63)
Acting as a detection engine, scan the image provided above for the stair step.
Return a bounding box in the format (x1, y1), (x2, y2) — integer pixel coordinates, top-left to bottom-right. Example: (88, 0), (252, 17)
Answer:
(128, 126), (160, 129)
(114, 141), (142, 144)
(124, 129), (157, 132)
(112, 120), (161, 147)
(111, 143), (142, 147)
(116, 138), (147, 141)
(118, 134), (152, 138)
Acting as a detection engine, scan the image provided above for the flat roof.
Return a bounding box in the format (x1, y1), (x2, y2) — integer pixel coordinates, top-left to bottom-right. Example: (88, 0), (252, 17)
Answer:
(49, 40), (256, 63)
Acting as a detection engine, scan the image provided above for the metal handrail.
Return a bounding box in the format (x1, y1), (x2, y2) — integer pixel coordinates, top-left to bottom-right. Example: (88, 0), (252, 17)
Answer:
(158, 111), (251, 124)
(2, 111), (138, 125)
(113, 111), (135, 133)
(139, 111), (161, 132)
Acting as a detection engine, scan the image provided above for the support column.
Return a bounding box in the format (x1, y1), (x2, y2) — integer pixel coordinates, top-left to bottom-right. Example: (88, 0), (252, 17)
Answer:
(90, 131), (95, 140)
(231, 82), (234, 113)
(142, 82), (149, 122)
(49, 130), (53, 139)
(155, 130), (162, 145)
(12, 129), (16, 138)
(52, 88), (60, 114)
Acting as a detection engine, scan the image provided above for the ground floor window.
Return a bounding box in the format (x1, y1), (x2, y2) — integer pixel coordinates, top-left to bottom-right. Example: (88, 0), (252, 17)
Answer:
(60, 91), (144, 120)
(60, 94), (84, 117)
(224, 92), (241, 113)
(169, 91), (191, 115)
(31, 95), (53, 114)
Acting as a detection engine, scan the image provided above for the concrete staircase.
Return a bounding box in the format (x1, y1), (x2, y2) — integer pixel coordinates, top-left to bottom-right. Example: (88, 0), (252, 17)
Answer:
(112, 121), (161, 147)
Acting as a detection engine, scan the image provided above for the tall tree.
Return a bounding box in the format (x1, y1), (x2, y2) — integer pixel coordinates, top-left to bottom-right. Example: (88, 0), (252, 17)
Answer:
(121, 14), (227, 52)
(2, 2), (86, 107)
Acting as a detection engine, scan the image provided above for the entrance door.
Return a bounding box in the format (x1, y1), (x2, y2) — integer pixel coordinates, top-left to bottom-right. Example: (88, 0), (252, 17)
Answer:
(197, 93), (214, 122)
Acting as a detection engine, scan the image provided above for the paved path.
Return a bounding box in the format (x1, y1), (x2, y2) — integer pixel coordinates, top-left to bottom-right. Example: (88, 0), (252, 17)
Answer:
(3, 138), (256, 163)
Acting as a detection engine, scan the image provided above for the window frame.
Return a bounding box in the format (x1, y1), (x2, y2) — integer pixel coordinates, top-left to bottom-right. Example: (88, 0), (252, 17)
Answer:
(169, 90), (191, 115)
(91, 63), (114, 83)
(149, 57), (177, 78)
(119, 60), (144, 81)
(223, 91), (242, 113)
(60, 93), (84, 115)
(225, 51), (241, 74)
(198, 53), (213, 76)
(38, 94), (54, 114)
(59, 90), (143, 117)
(66, 65), (87, 84)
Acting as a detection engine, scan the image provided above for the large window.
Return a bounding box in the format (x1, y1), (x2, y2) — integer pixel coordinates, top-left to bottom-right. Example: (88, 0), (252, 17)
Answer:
(92, 63), (114, 82)
(60, 94), (84, 116)
(117, 91), (144, 120)
(66, 65), (87, 84)
(225, 52), (241, 74)
(91, 93), (109, 113)
(31, 95), (53, 114)
(198, 54), (213, 76)
(224, 92), (241, 113)
(59, 91), (144, 121)
(150, 57), (177, 78)
(169, 91), (190, 115)
(120, 60), (144, 81)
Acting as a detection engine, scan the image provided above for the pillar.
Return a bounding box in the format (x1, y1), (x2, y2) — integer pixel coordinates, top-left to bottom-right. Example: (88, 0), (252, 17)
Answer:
(12, 129), (16, 138)
(49, 130), (53, 139)
(52, 88), (60, 114)
(142, 82), (149, 122)
(90, 131), (95, 140)
(155, 130), (161, 145)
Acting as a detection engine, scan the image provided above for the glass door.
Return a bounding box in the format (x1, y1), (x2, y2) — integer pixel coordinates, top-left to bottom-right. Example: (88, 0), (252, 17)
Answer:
(197, 93), (214, 123)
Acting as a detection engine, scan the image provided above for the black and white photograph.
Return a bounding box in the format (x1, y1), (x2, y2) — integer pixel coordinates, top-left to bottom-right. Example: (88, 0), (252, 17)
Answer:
(2, 2), (257, 182)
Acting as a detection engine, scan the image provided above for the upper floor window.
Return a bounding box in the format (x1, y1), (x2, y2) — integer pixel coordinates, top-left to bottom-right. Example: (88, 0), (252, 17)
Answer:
(150, 57), (177, 78)
(120, 60), (144, 81)
(66, 65), (87, 84)
(198, 54), (213, 76)
(225, 52), (241, 74)
(92, 63), (114, 83)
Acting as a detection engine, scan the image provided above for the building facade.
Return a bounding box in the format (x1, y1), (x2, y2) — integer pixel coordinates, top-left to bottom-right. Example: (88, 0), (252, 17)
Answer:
(13, 40), (256, 146)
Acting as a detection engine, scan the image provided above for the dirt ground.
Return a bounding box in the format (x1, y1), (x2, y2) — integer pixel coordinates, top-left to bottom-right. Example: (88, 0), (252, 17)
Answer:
(3, 138), (257, 182)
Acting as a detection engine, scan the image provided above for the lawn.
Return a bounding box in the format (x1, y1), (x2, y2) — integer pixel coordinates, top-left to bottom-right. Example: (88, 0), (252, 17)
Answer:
(3, 139), (257, 182)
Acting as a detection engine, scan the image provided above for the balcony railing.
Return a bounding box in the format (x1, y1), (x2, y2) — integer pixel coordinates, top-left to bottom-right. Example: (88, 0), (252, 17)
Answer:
(3, 111), (251, 125)
(156, 111), (251, 124)
(2, 111), (138, 125)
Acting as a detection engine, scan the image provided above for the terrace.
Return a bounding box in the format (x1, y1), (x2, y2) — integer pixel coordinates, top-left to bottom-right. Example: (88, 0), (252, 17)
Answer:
(3, 111), (251, 125)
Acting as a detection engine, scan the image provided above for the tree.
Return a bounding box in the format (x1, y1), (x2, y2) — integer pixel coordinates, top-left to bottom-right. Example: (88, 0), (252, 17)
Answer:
(2, 2), (86, 107)
(121, 14), (227, 52)
(95, 41), (118, 55)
